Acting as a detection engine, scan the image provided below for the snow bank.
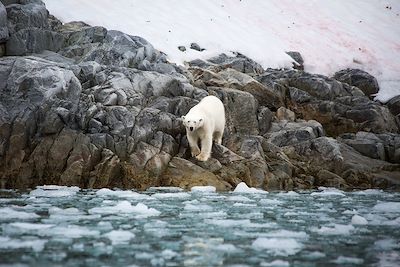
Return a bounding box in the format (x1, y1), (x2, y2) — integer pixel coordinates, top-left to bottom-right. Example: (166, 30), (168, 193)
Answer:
(44, 0), (400, 102)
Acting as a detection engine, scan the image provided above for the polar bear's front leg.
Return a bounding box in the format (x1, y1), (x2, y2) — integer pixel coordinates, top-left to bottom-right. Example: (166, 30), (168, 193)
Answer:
(196, 133), (212, 161)
(187, 134), (201, 157)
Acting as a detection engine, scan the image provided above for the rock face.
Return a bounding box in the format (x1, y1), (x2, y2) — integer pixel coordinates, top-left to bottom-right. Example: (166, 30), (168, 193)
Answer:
(0, 0), (399, 191)
(333, 68), (379, 99)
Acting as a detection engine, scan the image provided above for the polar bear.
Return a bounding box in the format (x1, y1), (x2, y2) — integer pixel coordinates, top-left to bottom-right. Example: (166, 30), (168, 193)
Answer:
(181, 95), (225, 161)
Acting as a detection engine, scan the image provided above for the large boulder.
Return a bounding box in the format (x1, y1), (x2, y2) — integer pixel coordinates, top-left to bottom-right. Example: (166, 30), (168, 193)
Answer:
(333, 68), (379, 99)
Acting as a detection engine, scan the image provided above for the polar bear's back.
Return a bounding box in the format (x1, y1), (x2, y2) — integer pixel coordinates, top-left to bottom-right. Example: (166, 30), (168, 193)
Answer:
(191, 95), (225, 131)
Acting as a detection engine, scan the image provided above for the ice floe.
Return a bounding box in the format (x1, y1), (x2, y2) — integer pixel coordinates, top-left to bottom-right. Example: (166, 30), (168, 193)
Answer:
(351, 214), (368, 225)
(191, 186), (217, 193)
(310, 187), (345, 197)
(332, 256), (364, 264)
(96, 188), (151, 199)
(103, 230), (135, 245)
(29, 186), (80, 197)
(0, 237), (47, 252)
(233, 182), (267, 194)
(0, 207), (39, 220)
(313, 224), (355, 235)
(261, 260), (290, 267)
(373, 202), (400, 213)
(89, 200), (160, 217)
(252, 237), (303, 256)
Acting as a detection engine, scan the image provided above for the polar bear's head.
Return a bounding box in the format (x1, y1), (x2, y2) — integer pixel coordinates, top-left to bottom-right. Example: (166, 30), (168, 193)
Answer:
(181, 115), (204, 132)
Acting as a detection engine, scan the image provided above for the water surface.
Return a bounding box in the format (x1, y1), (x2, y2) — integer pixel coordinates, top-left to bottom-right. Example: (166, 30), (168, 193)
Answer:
(0, 186), (399, 267)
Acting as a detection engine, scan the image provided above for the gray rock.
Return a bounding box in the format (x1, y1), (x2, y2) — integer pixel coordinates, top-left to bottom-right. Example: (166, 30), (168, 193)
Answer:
(6, 28), (64, 55)
(190, 42), (203, 51)
(387, 95), (400, 118)
(208, 86), (259, 135)
(266, 120), (324, 147)
(6, 1), (48, 34)
(286, 51), (304, 70)
(276, 107), (295, 121)
(178, 45), (186, 52)
(333, 68), (379, 99)
(258, 106), (273, 135)
(207, 53), (264, 74)
(0, 2), (8, 43)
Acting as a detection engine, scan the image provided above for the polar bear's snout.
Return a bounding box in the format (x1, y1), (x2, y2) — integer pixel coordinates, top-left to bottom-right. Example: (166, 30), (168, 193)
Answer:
(190, 127), (194, 131)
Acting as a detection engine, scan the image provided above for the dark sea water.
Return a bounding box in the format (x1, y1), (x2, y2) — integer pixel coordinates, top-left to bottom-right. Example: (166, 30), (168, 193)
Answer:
(0, 186), (399, 267)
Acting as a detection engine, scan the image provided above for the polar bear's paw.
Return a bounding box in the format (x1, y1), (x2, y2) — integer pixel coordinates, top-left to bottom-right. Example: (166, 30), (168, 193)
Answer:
(191, 147), (201, 157)
(196, 153), (210, 162)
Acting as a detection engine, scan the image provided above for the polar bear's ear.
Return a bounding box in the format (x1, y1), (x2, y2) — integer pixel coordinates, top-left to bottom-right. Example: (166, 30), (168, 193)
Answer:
(199, 118), (203, 122)
(181, 116), (185, 121)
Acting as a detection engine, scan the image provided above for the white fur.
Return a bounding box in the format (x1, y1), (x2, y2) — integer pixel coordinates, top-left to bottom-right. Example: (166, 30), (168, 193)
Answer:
(182, 95), (225, 161)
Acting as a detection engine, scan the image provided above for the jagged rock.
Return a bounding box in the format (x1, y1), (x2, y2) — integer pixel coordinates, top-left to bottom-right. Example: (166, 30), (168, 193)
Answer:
(161, 157), (231, 191)
(387, 95), (400, 123)
(190, 42), (203, 51)
(286, 51), (304, 70)
(208, 86), (259, 135)
(266, 120), (324, 147)
(339, 132), (400, 163)
(258, 106), (273, 135)
(0, 2), (8, 43)
(316, 170), (347, 188)
(276, 107), (296, 121)
(333, 68), (379, 99)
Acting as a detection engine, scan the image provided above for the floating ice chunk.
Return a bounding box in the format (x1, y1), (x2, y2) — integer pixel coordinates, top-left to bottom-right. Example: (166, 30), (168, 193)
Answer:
(233, 203), (257, 207)
(265, 230), (309, 239)
(214, 244), (239, 253)
(3, 222), (55, 235)
(353, 189), (384, 195)
(0, 207), (39, 220)
(161, 249), (178, 259)
(311, 187), (345, 197)
(39, 225), (100, 238)
(96, 188), (150, 199)
(305, 251), (326, 259)
(0, 237), (47, 252)
(373, 202), (400, 213)
(252, 237), (303, 256)
(261, 260), (290, 267)
(374, 239), (400, 251)
(29, 186), (79, 197)
(276, 191), (299, 197)
(227, 196), (253, 202)
(260, 199), (283, 205)
(89, 201), (160, 217)
(351, 215), (368, 225)
(104, 230), (135, 245)
(152, 192), (190, 199)
(184, 203), (213, 211)
(49, 207), (83, 215)
(332, 256), (363, 264)
(191, 186), (216, 193)
(343, 209), (358, 215)
(205, 219), (251, 227)
(314, 224), (355, 235)
(233, 182), (267, 194)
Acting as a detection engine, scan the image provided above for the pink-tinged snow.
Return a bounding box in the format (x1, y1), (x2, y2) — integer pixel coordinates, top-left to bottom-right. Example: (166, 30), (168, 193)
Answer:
(43, 0), (400, 102)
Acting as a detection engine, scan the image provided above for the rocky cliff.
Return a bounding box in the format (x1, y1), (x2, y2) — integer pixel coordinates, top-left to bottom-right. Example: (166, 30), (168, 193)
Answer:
(0, 0), (399, 191)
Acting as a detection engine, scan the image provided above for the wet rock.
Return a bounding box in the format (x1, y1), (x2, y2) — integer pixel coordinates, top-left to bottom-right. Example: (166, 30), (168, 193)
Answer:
(190, 42), (204, 51)
(161, 157), (231, 191)
(333, 68), (379, 99)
